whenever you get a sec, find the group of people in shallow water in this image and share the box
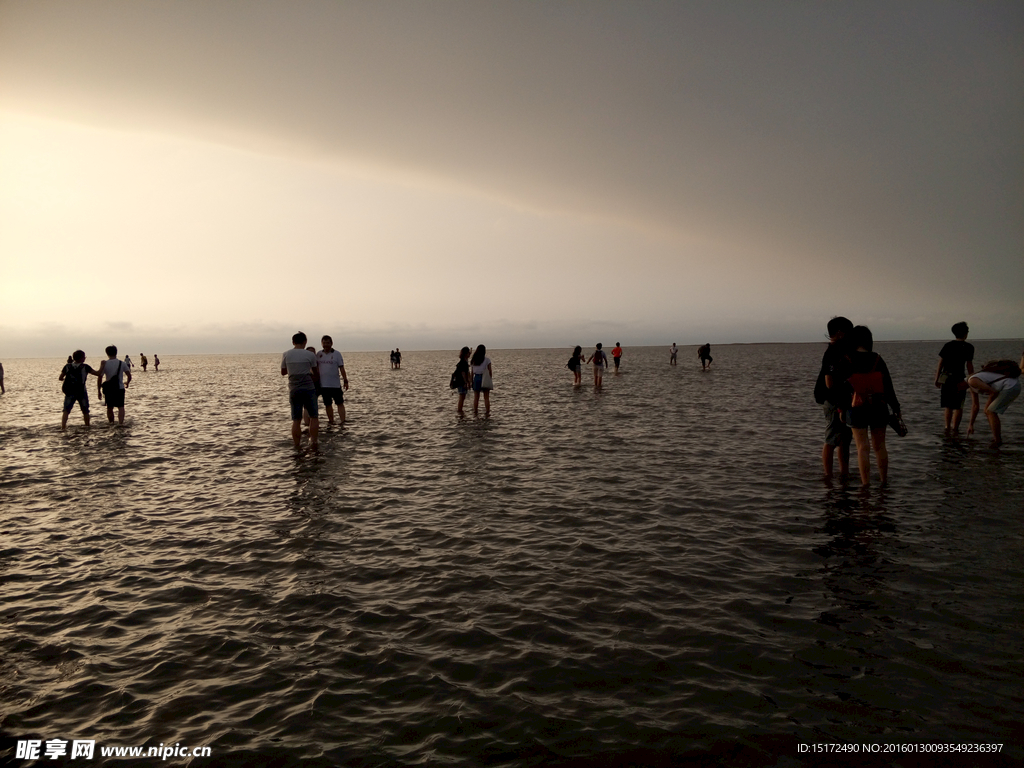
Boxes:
[123,352,159,372]
[668,343,713,369]
[52,327,1020,463]
[58,346,134,429]
[816,317,1022,486]
[57,349,161,429]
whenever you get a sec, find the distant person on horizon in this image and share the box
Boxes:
[98,345,132,425]
[844,325,901,486]
[698,343,713,370]
[394,348,402,369]
[281,332,319,450]
[471,344,493,416]
[567,345,585,386]
[59,350,100,429]
[934,321,974,435]
[454,346,471,415]
[612,343,623,373]
[669,343,678,366]
[967,359,1021,448]
[814,316,853,478]
[317,335,349,425]
[588,343,608,389]
[153,354,160,371]
[140,353,148,372]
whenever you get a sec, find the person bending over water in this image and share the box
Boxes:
[844,325,901,486]
[967,359,1021,447]
[471,345,492,416]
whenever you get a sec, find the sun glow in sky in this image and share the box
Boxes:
[1,1,1021,356]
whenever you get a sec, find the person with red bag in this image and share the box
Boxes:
[845,326,902,486]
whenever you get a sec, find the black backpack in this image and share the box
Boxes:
[61,364,83,396]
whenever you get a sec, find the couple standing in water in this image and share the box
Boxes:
[815,317,903,486]
[454,345,493,416]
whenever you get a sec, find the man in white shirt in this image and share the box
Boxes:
[317,335,350,425]
[281,332,319,449]
[97,344,132,425]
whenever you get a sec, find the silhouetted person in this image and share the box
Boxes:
[98,345,132,425]
[59,350,100,429]
[934,321,974,434]
[281,332,319,449]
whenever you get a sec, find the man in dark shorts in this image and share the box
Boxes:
[934,321,974,434]
[698,343,713,370]
[281,332,319,449]
[59,350,101,429]
[97,345,132,425]
[317,335,350,425]
[814,317,853,478]
[612,343,623,372]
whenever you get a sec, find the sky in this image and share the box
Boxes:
[1,1,1022,357]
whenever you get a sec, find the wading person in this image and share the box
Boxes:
[567,345,584,386]
[814,316,853,478]
[844,325,901,486]
[934,321,974,434]
[97,345,132,425]
[281,332,319,449]
[317,335,350,425]
[453,346,471,415]
[471,344,493,416]
[587,343,608,389]
[698,343,713,370]
[59,350,100,429]
[612,342,623,373]
[968,360,1021,447]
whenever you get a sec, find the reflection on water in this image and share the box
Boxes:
[1,342,1022,765]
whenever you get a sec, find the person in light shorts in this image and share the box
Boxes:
[968,362,1021,447]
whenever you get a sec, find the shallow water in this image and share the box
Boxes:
[1,342,1022,766]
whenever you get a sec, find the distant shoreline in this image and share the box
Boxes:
[4,338,1023,362]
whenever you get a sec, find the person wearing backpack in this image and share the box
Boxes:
[59,350,100,430]
[452,346,472,416]
[967,359,1021,447]
[844,326,901,486]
